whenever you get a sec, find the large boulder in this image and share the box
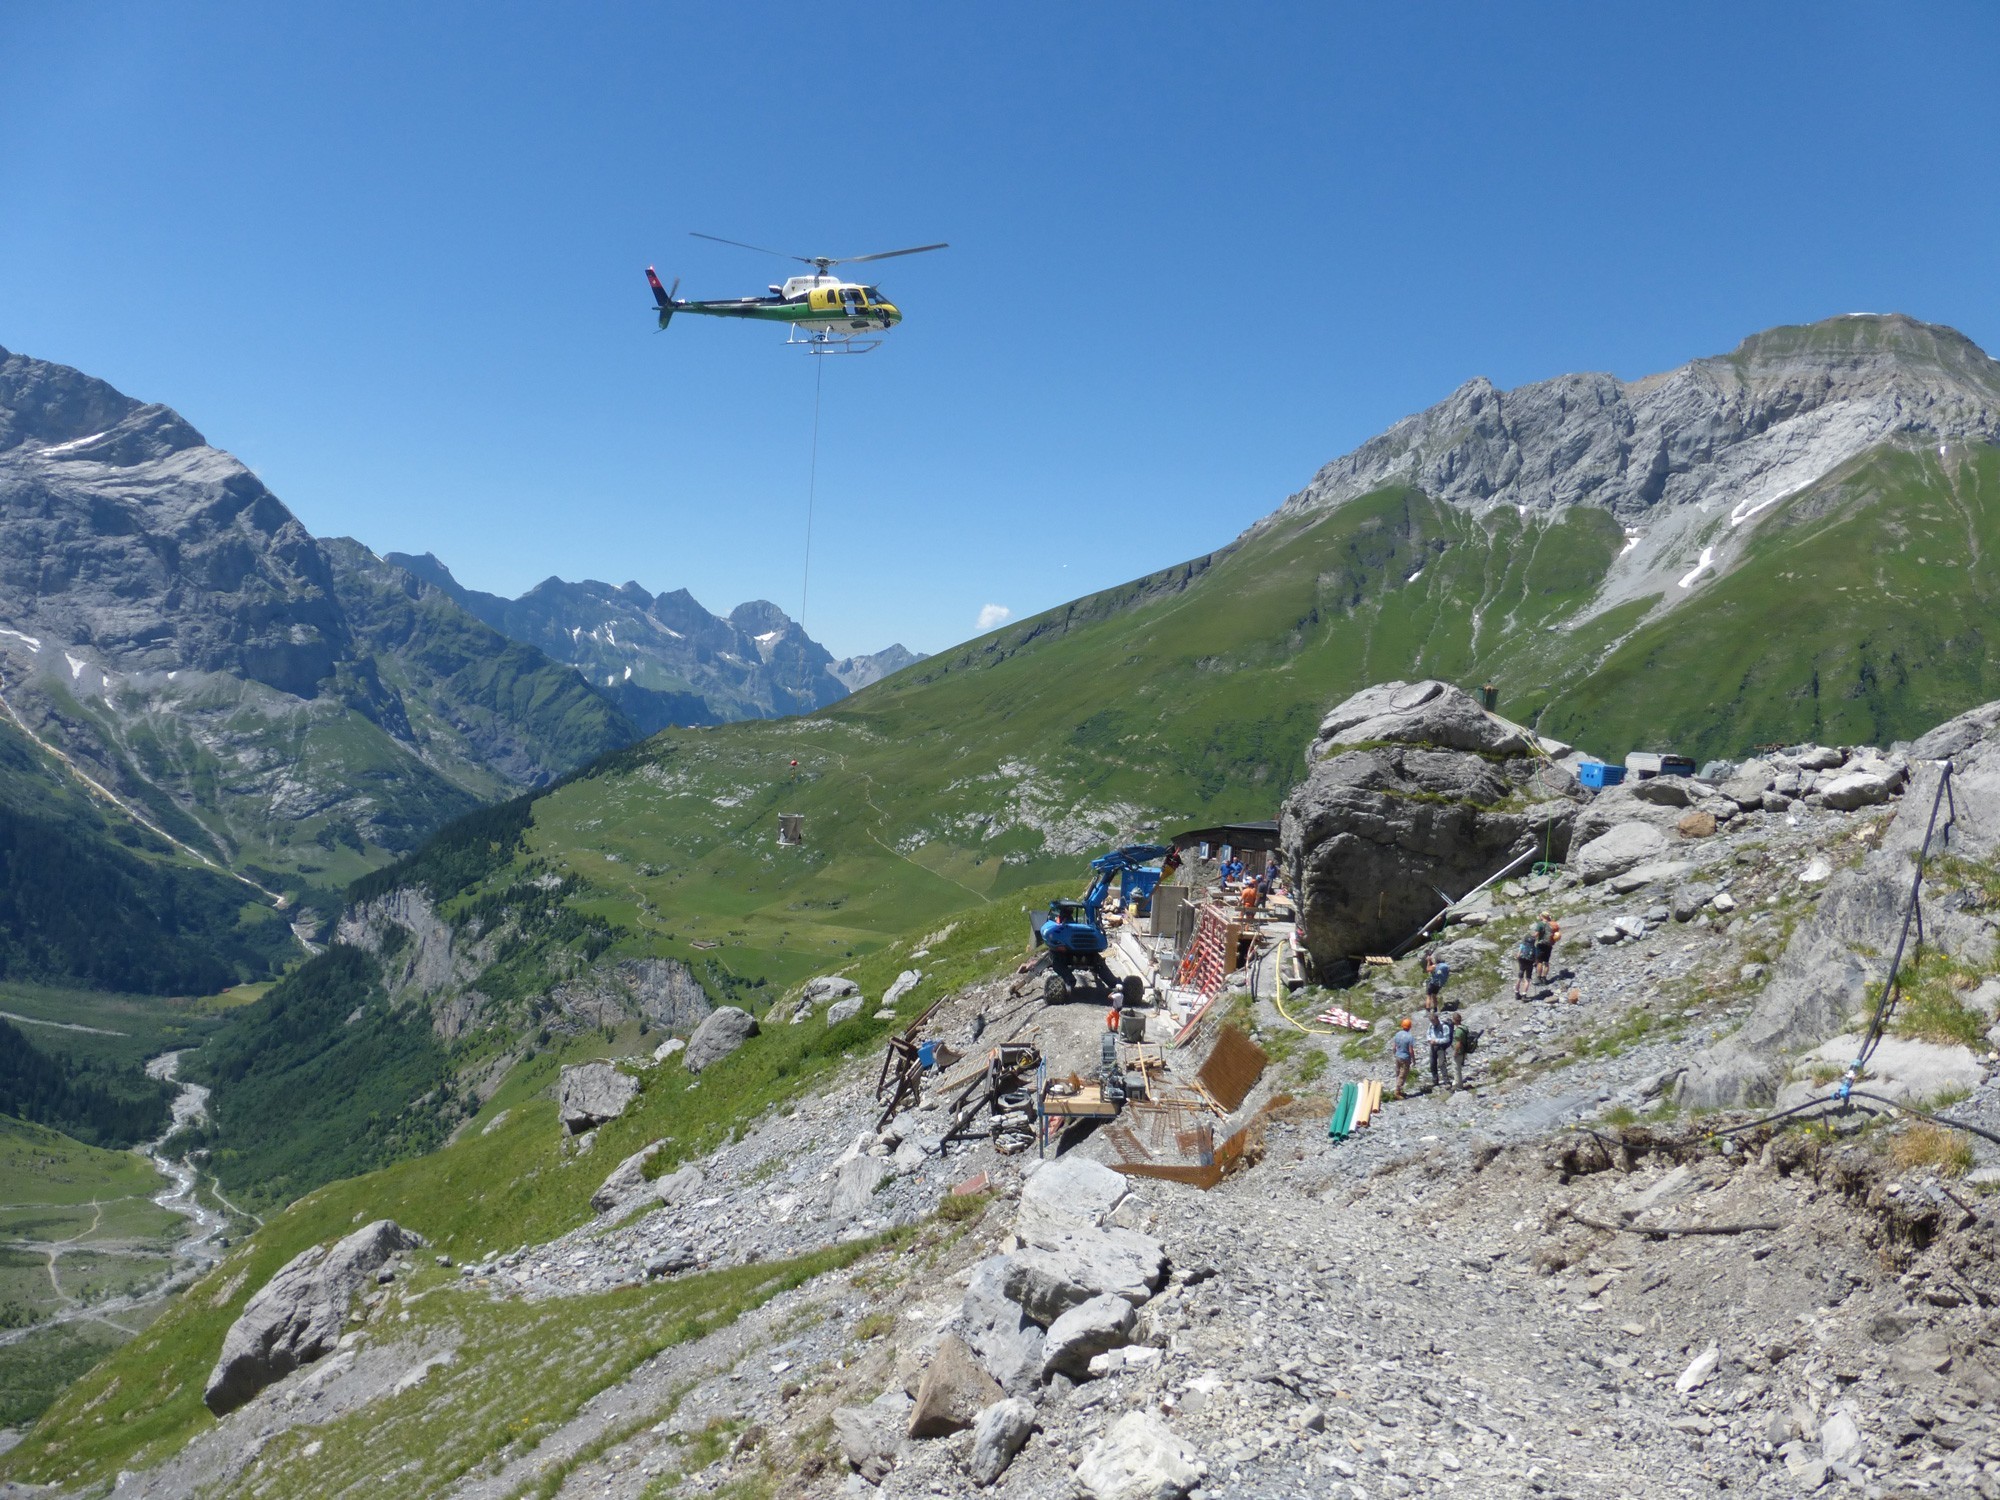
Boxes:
[1017,1156,1128,1241]
[1307,678,1534,756]
[557,1062,639,1133]
[803,975,860,1005]
[1574,823,1671,885]
[1075,1411,1203,1500]
[1041,1292,1137,1380]
[590,1140,664,1213]
[1682,703,1991,1108]
[1819,770,1896,811]
[907,1332,1004,1437]
[1000,1224,1167,1323]
[684,1006,759,1073]
[956,1255,1047,1395]
[1283,681,1575,977]
[204,1220,425,1414]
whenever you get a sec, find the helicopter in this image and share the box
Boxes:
[646,232,947,354]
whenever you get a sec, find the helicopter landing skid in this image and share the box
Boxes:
[789,329,883,355]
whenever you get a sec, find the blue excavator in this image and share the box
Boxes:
[1032,844,1172,1004]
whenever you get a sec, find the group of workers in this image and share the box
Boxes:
[1389,950,1472,1097]
[1512,913,1562,998]
[1218,855,1281,917]
[1384,913,1565,1099]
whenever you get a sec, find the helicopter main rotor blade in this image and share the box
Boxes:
[831,243,950,266]
[688,231,814,265]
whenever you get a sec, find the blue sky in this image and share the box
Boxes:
[4,3,1998,657]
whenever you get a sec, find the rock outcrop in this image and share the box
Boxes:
[204,1220,425,1415]
[1260,317,2000,614]
[1680,713,1987,1107]
[1282,681,1577,977]
[548,958,712,1034]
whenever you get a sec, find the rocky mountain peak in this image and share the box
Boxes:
[1721,312,2000,384]
[0,345,637,870]
[728,599,797,638]
[1267,313,2000,532]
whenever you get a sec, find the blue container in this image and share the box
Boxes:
[918,1040,938,1070]
[1577,760,1626,790]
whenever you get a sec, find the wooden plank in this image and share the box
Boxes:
[1040,1083,1121,1119]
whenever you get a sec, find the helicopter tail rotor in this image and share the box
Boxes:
[645,267,679,330]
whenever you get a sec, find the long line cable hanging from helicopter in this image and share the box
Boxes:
[800,354,824,629]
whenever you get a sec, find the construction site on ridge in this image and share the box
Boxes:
[73,675,2000,1500]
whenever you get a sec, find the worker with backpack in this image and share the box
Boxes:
[1449,1010,1478,1089]
[1534,913,1560,985]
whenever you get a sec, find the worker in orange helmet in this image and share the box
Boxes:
[1391,1017,1415,1100]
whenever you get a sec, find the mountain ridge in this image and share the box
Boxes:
[387,551,926,730]
[0,343,638,886]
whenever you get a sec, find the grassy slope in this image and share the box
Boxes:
[17,438,2000,1483]
[1541,443,2000,757]
[512,488,1624,993]
[176,442,2000,1215]
[0,897,1037,1490]
[525,445,2000,989]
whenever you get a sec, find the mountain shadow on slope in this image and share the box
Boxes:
[0,718,294,994]
[0,1021,172,1148]
[182,945,456,1208]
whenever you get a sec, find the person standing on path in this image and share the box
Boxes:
[1534,913,1559,984]
[1392,1018,1414,1099]
[1448,1009,1469,1090]
[1426,1010,1452,1089]
[1423,951,1450,1007]
[1514,931,1537,999]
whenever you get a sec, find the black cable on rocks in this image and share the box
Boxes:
[1696,759,1962,1146]
[1855,761,1957,1072]
[1848,1090,2000,1151]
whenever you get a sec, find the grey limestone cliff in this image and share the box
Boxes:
[1261,314,2000,619]
[0,345,636,872]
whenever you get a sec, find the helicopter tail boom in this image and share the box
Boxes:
[645,267,679,330]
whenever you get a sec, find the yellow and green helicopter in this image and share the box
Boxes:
[647,232,947,354]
